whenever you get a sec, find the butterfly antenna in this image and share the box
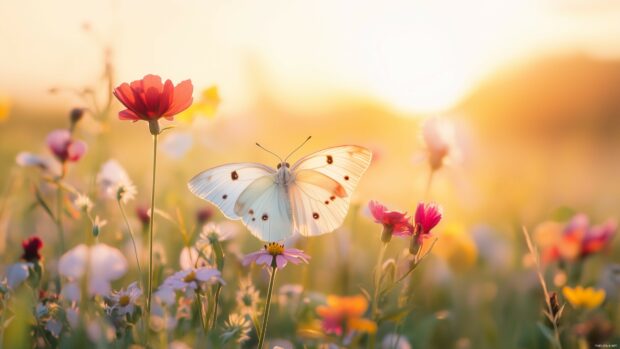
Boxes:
[256,142,283,162]
[284,136,312,161]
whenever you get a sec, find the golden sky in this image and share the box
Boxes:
[1,0,620,114]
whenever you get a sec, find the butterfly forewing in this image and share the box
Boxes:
[290,145,372,236]
[187,163,275,219]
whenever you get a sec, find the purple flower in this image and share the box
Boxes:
[243,243,310,270]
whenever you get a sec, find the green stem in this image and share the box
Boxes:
[146,133,158,340]
[211,284,222,330]
[258,265,278,349]
[117,199,143,287]
[55,183,66,254]
[371,242,388,320]
[196,291,208,333]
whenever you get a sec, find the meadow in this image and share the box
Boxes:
[1,2,620,349]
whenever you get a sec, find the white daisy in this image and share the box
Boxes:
[97,159,137,203]
[106,282,142,316]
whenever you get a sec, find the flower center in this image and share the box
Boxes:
[119,295,130,306]
[183,271,197,283]
[265,242,285,256]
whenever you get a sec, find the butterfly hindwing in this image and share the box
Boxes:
[236,176,293,242]
[187,163,275,219]
[290,145,372,236]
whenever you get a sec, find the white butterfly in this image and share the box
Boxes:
[188,140,372,242]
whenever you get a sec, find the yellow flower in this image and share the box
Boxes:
[562,286,605,309]
[432,223,478,272]
[0,94,11,122]
[177,86,220,122]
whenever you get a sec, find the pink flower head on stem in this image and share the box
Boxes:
[368,200,414,242]
[410,202,442,254]
[46,129,87,163]
[113,74,193,135]
[242,243,310,270]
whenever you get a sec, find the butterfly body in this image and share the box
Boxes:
[188,145,372,242]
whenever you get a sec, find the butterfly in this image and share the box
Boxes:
[188,138,372,242]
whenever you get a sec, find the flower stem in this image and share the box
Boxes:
[210,283,222,330]
[371,242,388,320]
[424,169,435,201]
[258,265,277,349]
[55,184,66,254]
[146,133,158,337]
[117,199,143,287]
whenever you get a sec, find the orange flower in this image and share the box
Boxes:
[316,295,377,336]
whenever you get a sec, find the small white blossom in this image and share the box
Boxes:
[74,193,93,213]
[220,313,251,344]
[106,282,142,316]
[163,267,224,292]
[97,159,137,203]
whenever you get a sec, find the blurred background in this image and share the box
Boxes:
[1,1,620,347]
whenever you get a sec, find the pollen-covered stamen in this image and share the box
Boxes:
[183,271,197,282]
[119,295,131,306]
[265,242,285,256]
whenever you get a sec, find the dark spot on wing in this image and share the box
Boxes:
[324,200,329,205]
[326,155,333,164]
[252,218,256,221]
[330,195,336,201]
[344,175,349,181]
[231,171,239,180]
[262,213,269,221]
[249,209,254,215]
[222,194,228,199]
[313,212,319,219]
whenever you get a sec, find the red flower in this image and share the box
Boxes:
[368,200,413,242]
[21,236,43,262]
[113,74,193,130]
[414,202,443,242]
[46,129,87,163]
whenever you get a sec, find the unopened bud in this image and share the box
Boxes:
[70,108,84,125]
[381,226,393,243]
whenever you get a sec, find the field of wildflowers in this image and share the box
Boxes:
[1,2,620,349]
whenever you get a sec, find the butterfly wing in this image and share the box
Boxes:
[290,145,372,236]
[188,163,275,219]
[235,176,293,242]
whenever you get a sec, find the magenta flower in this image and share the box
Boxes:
[368,200,414,242]
[414,202,443,242]
[243,243,310,270]
[46,129,87,163]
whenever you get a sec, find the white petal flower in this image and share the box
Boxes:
[58,244,128,297]
[97,159,137,203]
[154,285,176,305]
[74,193,93,213]
[5,262,29,289]
[15,152,61,176]
[163,267,223,291]
[198,222,237,245]
[107,282,142,316]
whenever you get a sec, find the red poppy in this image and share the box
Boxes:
[113,75,193,133]
[21,236,43,262]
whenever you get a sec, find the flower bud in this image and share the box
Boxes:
[70,108,84,125]
[381,226,394,243]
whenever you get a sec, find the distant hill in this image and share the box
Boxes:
[457,54,620,139]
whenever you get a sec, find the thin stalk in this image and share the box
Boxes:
[55,183,66,254]
[146,133,159,340]
[371,242,388,320]
[258,265,278,349]
[196,291,208,333]
[424,169,435,201]
[211,284,222,330]
[117,199,143,287]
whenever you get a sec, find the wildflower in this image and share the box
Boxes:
[21,236,43,262]
[243,243,310,269]
[4,263,30,289]
[316,295,377,336]
[58,244,128,298]
[15,152,61,176]
[220,313,252,344]
[368,201,413,242]
[46,129,87,163]
[381,334,412,349]
[422,117,458,171]
[432,223,478,272]
[539,214,616,263]
[92,216,108,237]
[562,286,605,309]
[74,193,93,213]
[199,222,236,245]
[136,205,150,228]
[113,74,193,135]
[196,207,214,225]
[236,277,261,316]
[179,246,211,270]
[177,86,220,122]
[97,160,137,203]
[163,267,224,291]
[106,282,142,316]
[410,202,442,254]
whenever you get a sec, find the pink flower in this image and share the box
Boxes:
[46,129,87,163]
[368,200,414,242]
[113,75,193,134]
[242,243,310,270]
[414,202,443,241]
